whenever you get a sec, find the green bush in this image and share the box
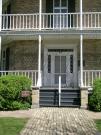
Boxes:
[0,75,32,110]
[89,79,101,112]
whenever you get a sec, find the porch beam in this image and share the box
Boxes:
[80,0,83,87]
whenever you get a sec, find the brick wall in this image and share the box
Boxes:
[3,39,101,71]
[11,0,46,14]
[75,0,101,12]
[10,0,101,14]
[7,40,38,70]
[78,39,101,70]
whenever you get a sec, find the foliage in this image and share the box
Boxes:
[0,117,28,135]
[95,119,101,132]
[89,79,101,112]
[0,75,32,110]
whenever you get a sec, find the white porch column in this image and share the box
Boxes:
[37,35,42,87]
[0,0,2,70]
[80,34,83,87]
[37,0,42,87]
[80,0,83,87]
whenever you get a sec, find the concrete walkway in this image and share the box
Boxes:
[20,108,97,135]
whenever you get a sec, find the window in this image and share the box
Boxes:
[1,49,6,70]
[54,0,68,13]
[48,55,51,73]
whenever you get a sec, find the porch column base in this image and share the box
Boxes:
[80,87,88,109]
[31,88,39,108]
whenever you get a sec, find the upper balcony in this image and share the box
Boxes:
[1,12,101,32]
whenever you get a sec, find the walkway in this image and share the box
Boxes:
[20,108,96,135]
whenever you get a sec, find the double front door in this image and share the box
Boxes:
[44,49,75,87]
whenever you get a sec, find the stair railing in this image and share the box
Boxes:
[59,75,61,107]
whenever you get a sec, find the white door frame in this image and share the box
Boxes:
[52,51,73,86]
[43,44,78,87]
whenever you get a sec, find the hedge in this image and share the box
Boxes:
[0,75,32,110]
[89,79,101,112]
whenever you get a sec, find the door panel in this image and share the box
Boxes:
[55,56,60,73]
[61,56,66,73]
[54,55,67,85]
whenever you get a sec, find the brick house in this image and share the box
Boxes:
[0,0,101,108]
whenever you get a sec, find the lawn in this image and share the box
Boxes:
[0,117,28,135]
[95,119,101,132]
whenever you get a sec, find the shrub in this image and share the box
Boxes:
[0,75,32,110]
[89,79,101,112]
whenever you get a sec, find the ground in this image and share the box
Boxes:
[0,117,28,135]
[20,108,96,135]
[0,108,101,135]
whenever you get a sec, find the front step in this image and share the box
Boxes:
[40,89,58,106]
[39,88,80,107]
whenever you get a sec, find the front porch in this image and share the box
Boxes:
[1,36,101,89]
[0,35,101,108]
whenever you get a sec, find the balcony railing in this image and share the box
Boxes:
[0,70,38,87]
[1,12,101,31]
[83,70,101,87]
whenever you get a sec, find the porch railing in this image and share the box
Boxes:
[1,12,101,31]
[0,70,38,87]
[83,70,101,87]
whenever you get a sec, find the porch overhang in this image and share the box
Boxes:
[0,30,101,36]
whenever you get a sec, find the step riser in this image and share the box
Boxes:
[40,89,80,107]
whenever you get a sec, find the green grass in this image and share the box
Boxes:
[95,119,101,132]
[0,117,28,135]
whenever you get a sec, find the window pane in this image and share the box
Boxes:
[61,9,67,13]
[54,0,60,7]
[61,0,67,7]
[61,56,66,73]
[55,56,60,73]
[54,9,60,13]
